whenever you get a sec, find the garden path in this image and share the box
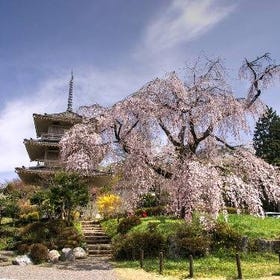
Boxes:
[0,256,117,280]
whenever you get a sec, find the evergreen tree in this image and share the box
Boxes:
[253,106,280,166]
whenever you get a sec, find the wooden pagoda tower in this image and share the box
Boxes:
[15,74,82,184]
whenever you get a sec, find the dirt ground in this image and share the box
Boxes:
[115,268,280,280]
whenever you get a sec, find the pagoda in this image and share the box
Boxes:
[15,74,82,185]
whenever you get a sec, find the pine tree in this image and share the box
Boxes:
[253,106,280,166]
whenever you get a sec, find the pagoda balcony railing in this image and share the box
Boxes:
[36,159,65,168]
[40,133,64,141]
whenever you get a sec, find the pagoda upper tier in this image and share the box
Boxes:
[16,111,82,184]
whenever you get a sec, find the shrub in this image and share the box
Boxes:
[117,216,141,234]
[20,211,40,222]
[138,192,159,208]
[30,243,48,264]
[18,220,83,249]
[210,221,242,250]
[16,243,31,254]
[168,218,211,258]
[97,194,122,218]
[113,231,165,260]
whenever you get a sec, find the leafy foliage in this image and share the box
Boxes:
[30,243,49,264]
[253,106,280,166]
[113,231,165,260]
[47,172,89,224]
[96,193,122,218]
[210,221,242,250]
[117,216,141,234]
[18,220,83,249]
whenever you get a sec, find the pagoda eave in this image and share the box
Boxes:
[24,139,59,161]
[15,167,57,185]
[33,112,82,137]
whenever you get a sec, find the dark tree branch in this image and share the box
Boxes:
[197,124,214,143]
[158,119,181,147]
[211,134,235,150]
[244,55,280,108]
[124,120,139,138]
[144,158,173,179]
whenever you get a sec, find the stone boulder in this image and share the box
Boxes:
[61,248,75,261]
[12,255,33,266]
[73,247,87,259]
[48,250,60,263]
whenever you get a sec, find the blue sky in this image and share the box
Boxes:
[0,0,280,183]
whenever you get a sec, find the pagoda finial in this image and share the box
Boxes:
[67,71,74,112]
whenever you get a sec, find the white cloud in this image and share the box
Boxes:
[137,0,235,55]
[0,67,148,176]
[0,77,68,173]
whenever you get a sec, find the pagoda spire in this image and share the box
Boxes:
[67,71,74,112]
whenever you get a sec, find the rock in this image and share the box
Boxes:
[73,247,87,259]
[61,248,75,261]
[12,255,33,266]
[48,250,60,263]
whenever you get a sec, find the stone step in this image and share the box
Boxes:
[88,254,112,258]
[88,249,112,255]
[85,235,109,240]
[87,244,112,250]
[84,237,111,244]
[81,221,100,225]
[82,225,102,228]
[83,231,107,237]
[81,221,112,258]
[83,228,103,231]
[84,231,107,235]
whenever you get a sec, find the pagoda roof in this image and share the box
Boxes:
[33,111,82,137]
[15,166,56,185]
[24,139,59,161]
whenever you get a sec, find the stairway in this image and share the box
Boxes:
[81,221,112,258]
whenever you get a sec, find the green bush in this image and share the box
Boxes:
[117,216,141,234]
[16,243,31,254]
[20,211,40,222]
[168,218,211,258]
[113,231,165,260]
[30,243,48,264]
[138,192,159,208]
[18,220,83,249]
[210,221,242,250]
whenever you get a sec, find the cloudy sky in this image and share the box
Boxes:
[0,0,280,183]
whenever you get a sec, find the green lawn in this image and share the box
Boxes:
[222,214,280,239]
[102,214,280,240]
[115,252,280,279]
